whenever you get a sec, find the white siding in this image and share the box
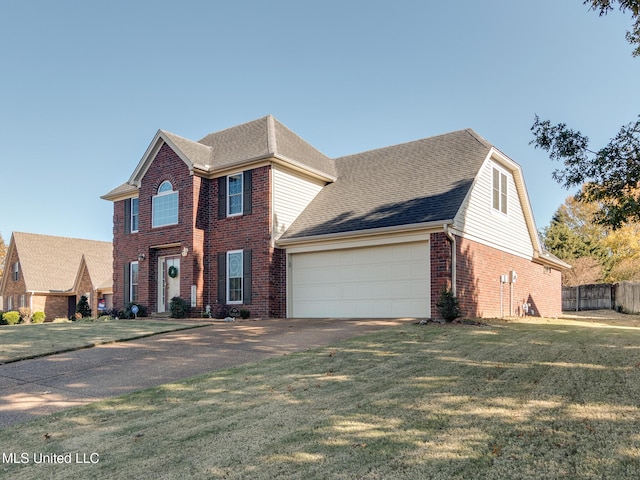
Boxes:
[272,166,326,241]
[454,158,534,258]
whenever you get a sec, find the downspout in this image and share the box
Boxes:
[443,224,456,296]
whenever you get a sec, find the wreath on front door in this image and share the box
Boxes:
[168,265,178,278]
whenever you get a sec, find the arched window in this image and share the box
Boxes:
[152,181,178,227]
[158,181,173,193]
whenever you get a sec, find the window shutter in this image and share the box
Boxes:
[217,253,226,303]
[243,249,252,305]
[124,199,131,233]
[218,177,227,219]
[124,264,131,305]
[243,170,252,215]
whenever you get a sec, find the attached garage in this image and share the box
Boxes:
[288,241,430,318]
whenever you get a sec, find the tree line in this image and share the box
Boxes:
[534,1,640,286]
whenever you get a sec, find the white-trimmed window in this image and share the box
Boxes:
[131,197,139,232]
[6,295,13,311]
[227,250,243,303]
[227,174,243,216]
[152,181,179,227]
[492,167,508,215]
[130,261,139,303]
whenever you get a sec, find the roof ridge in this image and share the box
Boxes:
[270,117,333,160]
[462,128,493,148]
[197,115,272,143]
[266,114,277,155]
[334,128,486,161]
[13,231,111,244]
[159,129,193,143]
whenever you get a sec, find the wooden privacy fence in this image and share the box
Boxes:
[562,282,640,314]
[615,282,640,314]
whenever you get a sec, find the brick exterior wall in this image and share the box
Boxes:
[430,233,453,317]
[111,144,286,318]
[1,246,26,312]
[31,295,69,320]
[113,143,201,313]
[430,233,562,319]
[208,165,285,318]
[1,245,75,320]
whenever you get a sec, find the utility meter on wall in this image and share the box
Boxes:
[510,270,518,284]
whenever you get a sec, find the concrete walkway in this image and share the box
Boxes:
[0,318,414,428]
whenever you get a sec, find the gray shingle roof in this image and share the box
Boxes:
[12,232,113,293]
[101,182,138,200]
[103,116,337,201]
[163,130,212,169]
[197,115,336,178]
[280,129,492,240]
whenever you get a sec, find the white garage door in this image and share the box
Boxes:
[290,241,430,318]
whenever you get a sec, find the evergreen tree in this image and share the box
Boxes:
[76,295,92,318]
[542,192,640,283]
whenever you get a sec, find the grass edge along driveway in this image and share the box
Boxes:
[1,318,639,479]
[0,319,210,364]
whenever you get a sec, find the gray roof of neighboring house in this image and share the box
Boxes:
[279,129,492,240]
[10,232,113,293]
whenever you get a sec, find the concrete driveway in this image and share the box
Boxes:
[0,317,414,428]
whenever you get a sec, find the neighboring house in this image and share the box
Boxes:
[101,115,568,319]
[0,232,113,320]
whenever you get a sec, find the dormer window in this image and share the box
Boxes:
[152,180,179,227]
[492,167,508,215]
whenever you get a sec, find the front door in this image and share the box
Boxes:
[158,256,180,313]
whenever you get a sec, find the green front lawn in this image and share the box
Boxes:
[1,318,639,479]
[0,318,208,364]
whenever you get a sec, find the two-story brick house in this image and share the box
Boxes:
[102,115,568,319]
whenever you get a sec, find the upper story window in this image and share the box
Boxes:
[131,197,139,232]
[227,174,243,216]
[492,167,508,215]
[13,262,19,281]
[152,181,178,227]
[218,171,252,219]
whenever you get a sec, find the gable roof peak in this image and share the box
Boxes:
[6,232,112,293]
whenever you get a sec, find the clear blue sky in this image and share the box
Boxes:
[1,0,639,243]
